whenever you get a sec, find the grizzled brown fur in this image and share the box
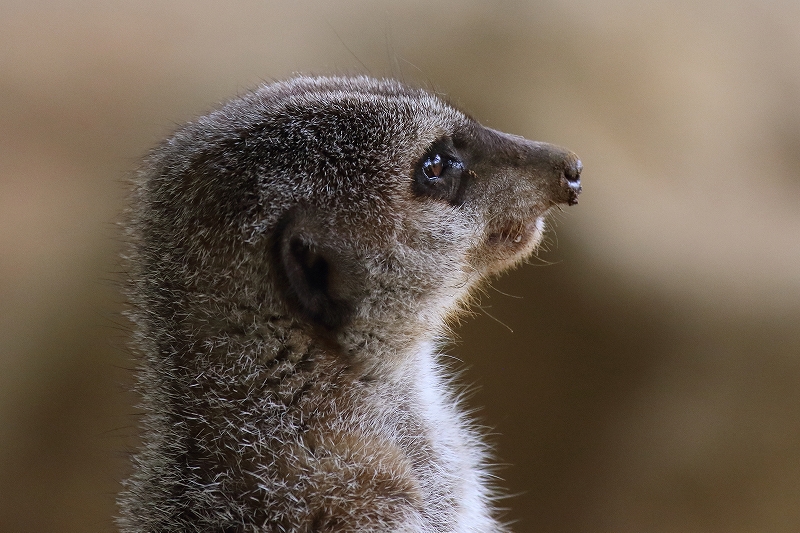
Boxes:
[119,76,581,532]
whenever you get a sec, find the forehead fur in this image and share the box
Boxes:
[140,76,471,242]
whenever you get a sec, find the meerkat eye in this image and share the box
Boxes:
[422,154,444,181]
[413,140,467,205]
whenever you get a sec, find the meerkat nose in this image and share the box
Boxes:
[563,154,583,205]
[565,157,582,184]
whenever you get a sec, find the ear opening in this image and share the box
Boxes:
[276,222,352,331]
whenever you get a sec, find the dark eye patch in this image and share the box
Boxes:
[413,137,467,205]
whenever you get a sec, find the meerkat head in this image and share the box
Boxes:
[136,75,581,346]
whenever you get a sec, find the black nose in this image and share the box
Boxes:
[563,156,582,206]
[565,158,582,185]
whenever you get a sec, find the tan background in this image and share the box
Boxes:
[2,1,799,531]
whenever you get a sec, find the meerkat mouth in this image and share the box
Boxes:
[485,215,547,252]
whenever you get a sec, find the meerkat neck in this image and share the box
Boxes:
[147,296,440,387]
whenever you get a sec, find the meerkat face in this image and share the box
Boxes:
[407,123,582,276]
[141,76,580,337]
[256,77,581,334]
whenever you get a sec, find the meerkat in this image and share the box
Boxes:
[118,75,581,532]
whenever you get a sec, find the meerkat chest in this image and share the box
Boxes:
[369,343,494,528]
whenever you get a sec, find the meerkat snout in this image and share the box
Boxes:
[433,126,581,277]
[119,75,582,532]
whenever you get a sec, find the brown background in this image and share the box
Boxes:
[2,1,799,532]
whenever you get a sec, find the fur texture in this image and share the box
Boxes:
[119,75,581,532]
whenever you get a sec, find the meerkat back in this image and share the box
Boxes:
[119,75,581,532]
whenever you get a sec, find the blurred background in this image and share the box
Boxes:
[1,1,799,531]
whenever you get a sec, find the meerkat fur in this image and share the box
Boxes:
[119,75,582,532]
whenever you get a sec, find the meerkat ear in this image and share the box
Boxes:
[277,229,352,331]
